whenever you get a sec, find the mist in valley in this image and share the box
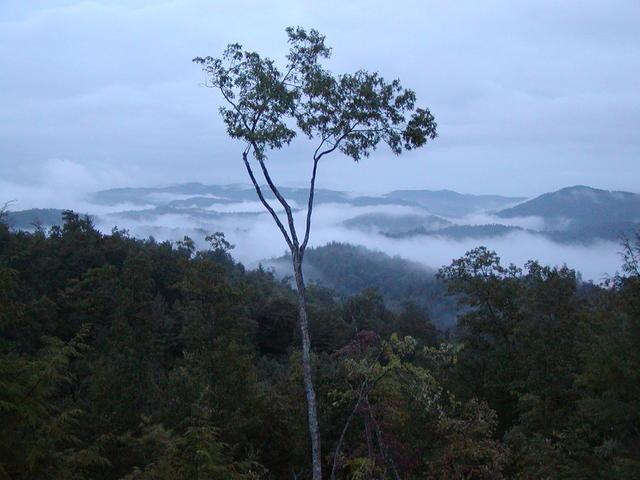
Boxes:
[93,194,624,284]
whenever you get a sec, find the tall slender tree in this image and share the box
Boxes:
[194,27,437,479]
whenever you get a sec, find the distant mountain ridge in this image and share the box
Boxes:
[89,182,525,217]
[5,184,639,245]
[385,189,526,217]
[3,208,67,230]
[343,213,452,235]
[496,185,640,228]
[89,183,351,207]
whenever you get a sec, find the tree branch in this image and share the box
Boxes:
[300,125,359,255]
[252,144,300,249]
[299,156,319,256]
[367,397,402,480]
[213,82,243,118]
[330,349,388,480]
[314,123,360,162]
[330,378,369,480]
[242,148,293,251]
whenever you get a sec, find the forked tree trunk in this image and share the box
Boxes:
[292,250,322,480]
[240,151,322,479]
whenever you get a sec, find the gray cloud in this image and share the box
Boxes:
[1,0,639,198]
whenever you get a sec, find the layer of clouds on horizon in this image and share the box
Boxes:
[93,200,623,284]
[1,0,639,206]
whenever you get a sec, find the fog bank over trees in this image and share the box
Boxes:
[4,182,633,283]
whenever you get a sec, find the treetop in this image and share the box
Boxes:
[193,26,437,163]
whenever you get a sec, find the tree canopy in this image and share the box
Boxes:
[1,212,639,478]
[194,26,436,163]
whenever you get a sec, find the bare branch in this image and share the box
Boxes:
[300,156,319,256]
[330,350,388,480]
[298,138,332,255]
[281,64,298,85]
[367,397,402,480]
[214,83,243,117]
[241,99,301,250]
[314,123,360,162]
[312,136,328,160]
[330,379,369,480]
[301,126,359,255]
[242,149,294,251]
[253,144,300,249]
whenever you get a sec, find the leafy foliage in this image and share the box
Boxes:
[193,27,436,163]
[1,212,638,478]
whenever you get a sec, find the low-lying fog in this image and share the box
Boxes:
[3,182,624,283]
[103,203,620,283]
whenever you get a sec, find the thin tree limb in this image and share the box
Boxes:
[330,379,369,480]
[330,348,389,480]
[242,148,293,251]
[299,156,319,257]
[253,148,300,249]
[300,126,358,255]
[367,397,402,480]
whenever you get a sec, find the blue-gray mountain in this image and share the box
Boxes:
[88,182,523,216]
[5,184,639,244]
[496,185,640,227]
[385,189,527,217]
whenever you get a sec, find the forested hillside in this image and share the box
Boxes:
[1,211,638,479]
[268,242,457,327]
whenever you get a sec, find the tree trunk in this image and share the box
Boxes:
[292,251,322,480]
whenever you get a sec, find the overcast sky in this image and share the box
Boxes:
[1,0,639,203]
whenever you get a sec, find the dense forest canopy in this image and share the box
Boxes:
[0,211,638,479]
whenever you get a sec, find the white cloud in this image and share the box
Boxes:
[88,200,626,283]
